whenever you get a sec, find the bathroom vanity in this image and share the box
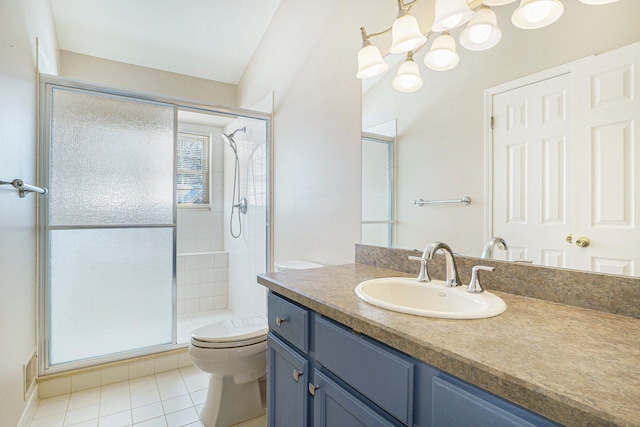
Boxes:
[258,252,640,427]
[266,291,557,426]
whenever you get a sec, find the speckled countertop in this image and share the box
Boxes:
[258,263,640,427]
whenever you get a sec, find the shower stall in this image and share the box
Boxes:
[38,76,272,375]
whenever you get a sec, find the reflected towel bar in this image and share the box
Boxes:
[0,179,48,198]
[414,197,471,206]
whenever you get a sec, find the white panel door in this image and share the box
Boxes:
[571,42,640,275]
[492,74,572,266]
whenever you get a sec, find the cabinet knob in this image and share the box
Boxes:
[575,237,591,247]
[293,369,303,383]
[308,383,320,396]
[275,316,287,327]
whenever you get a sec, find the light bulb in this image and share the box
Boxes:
[523,0,552,23]
[440,13,464,29]
[431,49,457,67]
[512,0,564,30]
[469,24,492,44]
[392,55,423,92]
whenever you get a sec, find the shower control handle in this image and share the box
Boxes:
[275,316,287,327]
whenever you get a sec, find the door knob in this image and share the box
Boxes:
[575,237,590,247]
[565,234,572,243]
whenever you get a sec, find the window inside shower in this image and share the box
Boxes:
[39,77,272,375]
[177,131,211,206]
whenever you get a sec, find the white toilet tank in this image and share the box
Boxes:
[274,260,324,272]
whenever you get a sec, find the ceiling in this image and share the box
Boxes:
[50,0,282,85]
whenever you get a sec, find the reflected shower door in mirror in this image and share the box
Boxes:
[361,1,640,277]
[362,120,396,247]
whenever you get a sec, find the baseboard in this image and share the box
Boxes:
[17,383,38,427]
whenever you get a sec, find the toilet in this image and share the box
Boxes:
[189,316,268,427]
[274,260,325,271]
[189,260,323,427]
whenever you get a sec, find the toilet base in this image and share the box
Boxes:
[200,374,265,427]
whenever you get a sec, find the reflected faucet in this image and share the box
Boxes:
[482,237,508,259]
[424,242,461,287]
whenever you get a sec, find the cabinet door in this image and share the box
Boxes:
[268,333,309,427]
[431,374,558,427]
[313,370,400,427]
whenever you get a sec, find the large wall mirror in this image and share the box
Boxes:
[361,0,640,277]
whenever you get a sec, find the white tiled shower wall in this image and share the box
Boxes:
[176,125,229,314]
[176,252,228,314]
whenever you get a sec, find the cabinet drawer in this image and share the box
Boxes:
[314,316,414,425]
[268,292,309,353]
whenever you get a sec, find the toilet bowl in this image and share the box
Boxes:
[189,316,268,427]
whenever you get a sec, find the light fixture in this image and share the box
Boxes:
[432,0,475,32]
[392,52,423,92]
[578,0,619,4]
[482,0,517,5]
[390,6,427,53]
[459,6,502,51]
[358,0,616,93]
[512,0,564,29]
[424,32,460,71]
[356,28,389,79]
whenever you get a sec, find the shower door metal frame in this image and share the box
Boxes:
[38,74,273,375]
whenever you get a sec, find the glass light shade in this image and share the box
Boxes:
[482,0,517,5]
[432,0,476,32]
[512,0,564,29]
[392,58,423,92]
[424,33,460,71]
[578,0,618,3]
[356,43,389,79]
[459,6,502,51]
[390,13,427,53]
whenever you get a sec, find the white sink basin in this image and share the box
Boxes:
[355,277,506,319]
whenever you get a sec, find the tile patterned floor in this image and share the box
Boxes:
[28,366,266,427]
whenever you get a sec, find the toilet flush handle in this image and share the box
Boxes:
[275,316,287,327]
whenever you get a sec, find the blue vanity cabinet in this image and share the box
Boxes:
[267,292,559,427]
[312,369,402,427]
[267,333,309,427]
[267,292,312,427]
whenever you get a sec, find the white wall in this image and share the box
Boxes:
[362,0,640,256]
[59,50,237,107]
[0,1,59,425]
[238,0,366,267]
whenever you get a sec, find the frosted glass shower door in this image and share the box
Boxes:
[43,85,176,370]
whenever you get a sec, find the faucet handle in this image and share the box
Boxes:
[467,265,495,293]
[408,256,430,282]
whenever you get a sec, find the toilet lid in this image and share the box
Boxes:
[274,260,324,270]
[190,316,268,349]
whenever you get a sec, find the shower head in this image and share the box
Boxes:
[221,127,246,152]
[229,127,246,138]
[221,133,236,150]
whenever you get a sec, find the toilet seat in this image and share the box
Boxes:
[190,316,268,349]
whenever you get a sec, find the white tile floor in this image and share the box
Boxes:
[29,366,266,427]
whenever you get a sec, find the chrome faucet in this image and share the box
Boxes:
[482,237,508,259]
[408,253,430,282]
[424,241,460,287]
